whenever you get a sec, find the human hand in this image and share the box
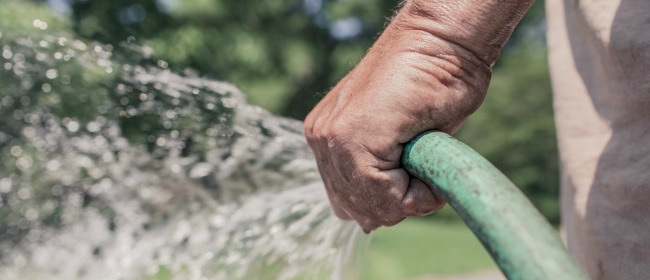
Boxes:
[304,0,532,232]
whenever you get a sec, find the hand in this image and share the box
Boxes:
[304,7,494,232]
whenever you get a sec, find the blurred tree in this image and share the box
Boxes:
[52,0,545,118]
[68,0,174,43]
[57,0,395,118]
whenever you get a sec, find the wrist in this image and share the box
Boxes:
[393,0,535,67]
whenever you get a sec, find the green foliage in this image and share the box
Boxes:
[59,0,548,118]
[0,0,70,34]
[364,217,497,279]
[69,0,174,42]
[63,0,398,118]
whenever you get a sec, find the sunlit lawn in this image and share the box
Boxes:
[362,213,498,280]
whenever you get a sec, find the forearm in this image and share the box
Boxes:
[393,0,535,67]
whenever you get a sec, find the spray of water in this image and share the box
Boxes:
[0,6,371,280]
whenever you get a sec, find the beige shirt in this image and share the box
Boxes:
[546,0,650,279]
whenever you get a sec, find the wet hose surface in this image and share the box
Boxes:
[402,131,587,280]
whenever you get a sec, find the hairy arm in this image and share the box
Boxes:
[304,0,534,232]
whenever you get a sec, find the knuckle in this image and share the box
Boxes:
[303,121,314,139]
[327,119,354,141]
[402,197,417,209]
[381,217,405,227]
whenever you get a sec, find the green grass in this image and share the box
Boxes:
[362,215,497,280]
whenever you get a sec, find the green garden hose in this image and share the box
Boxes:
[402,131,587,280]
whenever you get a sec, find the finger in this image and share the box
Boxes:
[369,168,410,224]
[401,177,446,216]
[317,162,354,221]
[330,202,382,233]
[329,170,407,231]
[381,168,410,199]
[356,215,382,234]
[381,216,406,227]
[311,142,353,221]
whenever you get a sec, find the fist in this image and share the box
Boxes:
[304,10,491,232]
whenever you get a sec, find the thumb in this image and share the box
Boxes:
[401,177,446,216]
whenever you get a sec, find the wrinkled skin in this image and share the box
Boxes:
[304,7,493,233]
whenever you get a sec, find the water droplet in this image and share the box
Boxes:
[157,60,168,69]
[165,110,176,119]
[46,160,61,171]
[36,53,48,61]
[17,187,32,200]
[1,96,13,106]
[120,97,129,105]
[45,69,58,79]
[13,109,25,120]
[20,96,30,106]
[53,52,62,59]
[12,64,25,75]
[32,19,43,28]
[65,120,79,132]
[39,40,50,48]
[86,122,100,132]
[13,53,25,63]
[22,127,35,138]
[41,83,52,92]
[74,40,87,51]
[124,177,135,187]
[10,146,23,157]
[25,208,39,221]
[3,62,11,70]
[0,178,12,193]
[32,19,48,30]
[189,163,212,178]
[2,49,12,59]
[51,185,63,196]
[16,156,33,170]
[156,137,166,147]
